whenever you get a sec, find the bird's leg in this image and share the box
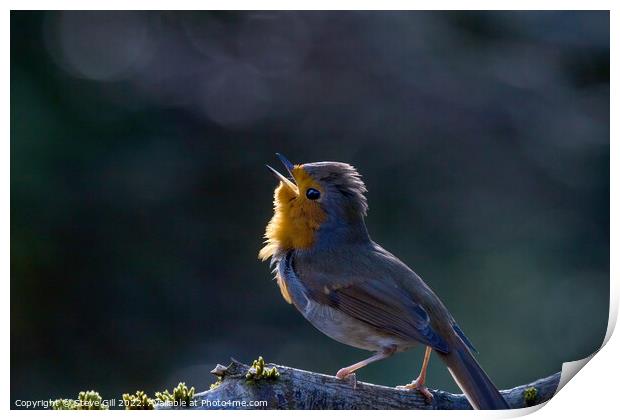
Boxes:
[336,347,396,388]
[397,346,434,401]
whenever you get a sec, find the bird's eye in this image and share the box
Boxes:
[306,188,321,200]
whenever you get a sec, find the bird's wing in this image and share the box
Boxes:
[295,254,450,353]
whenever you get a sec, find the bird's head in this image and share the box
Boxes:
[259,153,369,261]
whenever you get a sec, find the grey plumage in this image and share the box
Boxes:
[263,158,509,410]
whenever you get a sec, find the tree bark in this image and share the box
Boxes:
[168,359,560,410]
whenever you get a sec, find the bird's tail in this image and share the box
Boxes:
[437,341,509,410]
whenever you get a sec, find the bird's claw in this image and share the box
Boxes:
[396,381,433,402]
[336,369,357,390]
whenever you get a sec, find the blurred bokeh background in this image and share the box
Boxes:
[11,11,609,407]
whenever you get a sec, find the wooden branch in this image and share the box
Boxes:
[165,359,560,410]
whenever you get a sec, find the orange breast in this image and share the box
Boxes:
[259,165,327,261]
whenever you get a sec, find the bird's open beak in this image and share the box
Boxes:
[266,153,297,191]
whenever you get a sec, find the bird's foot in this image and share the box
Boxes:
[396,380,433,402]
[336,369,357,390]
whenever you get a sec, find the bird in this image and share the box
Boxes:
[258,153,509,410]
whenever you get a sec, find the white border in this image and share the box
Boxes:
[4,3,616,419]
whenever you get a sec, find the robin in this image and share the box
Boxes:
[259,154,509,410]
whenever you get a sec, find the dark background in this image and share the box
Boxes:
[11,11,609,406]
